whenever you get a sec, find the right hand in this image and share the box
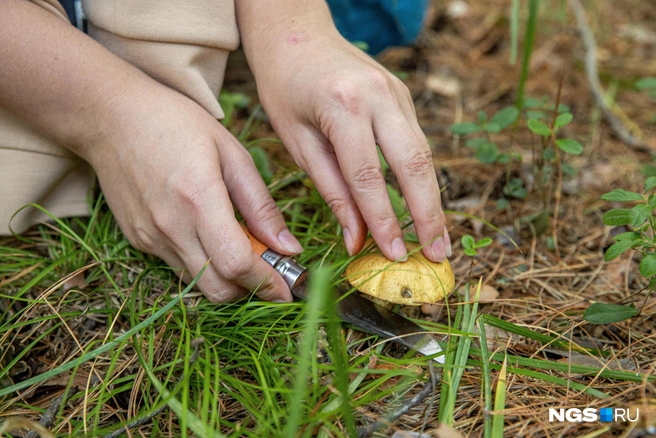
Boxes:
[84,83,302,302]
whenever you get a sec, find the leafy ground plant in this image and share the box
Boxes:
[588,178,656,323]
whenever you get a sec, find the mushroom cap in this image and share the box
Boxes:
[345,243,455,306]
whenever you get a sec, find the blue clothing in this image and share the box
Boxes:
[326,0,429,54]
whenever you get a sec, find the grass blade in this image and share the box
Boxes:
[515,0,539,114]
[491,356,507,438]
[285,267,331,436]
[478,319,492,438]
[510,0,519,64]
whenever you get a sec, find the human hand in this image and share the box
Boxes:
[84,83,303,302]
[245,27,450,262]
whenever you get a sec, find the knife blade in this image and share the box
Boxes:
[242,226,445,364]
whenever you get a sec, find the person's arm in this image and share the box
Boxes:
[235,0,451,263]
[0,0,302,302]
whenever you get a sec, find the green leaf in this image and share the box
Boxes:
[613,231,642,243]
[557,103,571,113]
[556,138,584,155]
[604,240,637,261]
[542,149,556,161]
[602,209,631,226]
[503,178,527,199]
[496,198,510,209]
[387,185,405,218]
[496,153,510,164]
[461,235,476,250]
[484,122,502,134]
[630,203,653,227]
[583,303,638,324]
[643,165,656,177]
[490,107,519,129]
[524,97,543,108]
[649,194,656,209]
[525,110,546,120]
[645,177,656,192]
[475,238,493,248]
[562,163,577,176]
[476,142,499,164]
[451,122,481,135]
[377,146,390,175]
[637,77,656,90]
[554,112,573,129]
[466,137,488,148]
[600,189,644,202]
[477,111,488,123]
[249,147,273,184]
[640,254,656,278]
[527,119,551,136]
[464,248,477,257]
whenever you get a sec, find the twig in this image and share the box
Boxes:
[103,337,205,438]
[356,362,438,438]
[25,386,80,438]
[568,0,651,151]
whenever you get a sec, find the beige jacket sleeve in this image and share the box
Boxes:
[0,0,238,235]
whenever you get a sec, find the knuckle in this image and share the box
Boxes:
[131,221,157,252]
[205,289,238,303]
[326,79,362,115]
[252,197,282,224]
[324,193,351,217]
[367,70,392,97]
[351,162,384,191]
[218,254,254,283]
[403,150,434,177]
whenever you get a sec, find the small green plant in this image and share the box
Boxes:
[450,96,582,211]
[461,235,493,257]
[587,178,656,323]
[450,106,520,165]
[636,76,656,123]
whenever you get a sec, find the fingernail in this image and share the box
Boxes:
[278,229,303,254]
[430,237,446,262]
[344,228,355,256]
[391,237,408,262]
[273,299,288,303]
[444,226,452,258]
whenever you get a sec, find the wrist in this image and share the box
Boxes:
[235,0,340,74]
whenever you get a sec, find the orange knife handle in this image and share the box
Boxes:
[239,223,268,256]
[240,223,307,291]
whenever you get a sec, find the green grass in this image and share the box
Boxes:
[1,181,654,436]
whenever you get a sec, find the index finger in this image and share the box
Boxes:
[327,117,409,262]
[374,111,449,262]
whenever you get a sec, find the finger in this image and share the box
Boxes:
[193,176,292,302]
[289,127,367,255]
[220,140,303,256]
[373,110,448,262]
[327,118,407,261]
[178,243,250,303]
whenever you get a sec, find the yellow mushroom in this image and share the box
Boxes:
[345,243,455,306]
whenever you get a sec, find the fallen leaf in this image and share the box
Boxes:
[435,422,466,438]
[426,74,461,97]
[63,271,87,292]
[477,284,500,302]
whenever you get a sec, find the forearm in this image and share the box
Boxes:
[0,0,156,159]
[234,0,341,75]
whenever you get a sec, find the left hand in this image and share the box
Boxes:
[243,25,450,262]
